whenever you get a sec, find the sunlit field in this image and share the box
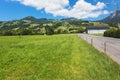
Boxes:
[0,34,120,80]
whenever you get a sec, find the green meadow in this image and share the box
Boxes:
[0,34,120,80]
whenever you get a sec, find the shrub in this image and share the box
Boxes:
[16,28,32,35]
[55,27,68,34]
[45,25,54,35]
[115,29,120,38]
[69,27,85,33]
[104,28,120,38]
[2,30,14,36]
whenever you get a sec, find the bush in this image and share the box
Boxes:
[69,30,79,33]
[45,25,54,35]
[21,29,32,35]
[115,29,120,38]
[55,27,68,34]
[0,31,2,36]
[16,28,32,35]
[69,27,85,33]
[104,28,120,38]
[2,30,14,36]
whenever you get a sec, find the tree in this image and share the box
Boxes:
[2,30,13,36]
[55,27,68,34]
[69,27,85,33]
[45,25,54,35]
[16,28,32,35]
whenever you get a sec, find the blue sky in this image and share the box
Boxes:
[0,0,119,21]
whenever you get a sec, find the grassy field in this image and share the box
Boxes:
[0,34,120,80]
[92,34,103,36]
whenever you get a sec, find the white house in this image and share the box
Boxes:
[86,26,109,34]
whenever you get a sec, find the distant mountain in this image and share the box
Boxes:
[22,16,37,20]
[99,10,120,27]
[61,17,89,25]
[21,16,52,24]
[22,16,48,22]
[61,17,80,21]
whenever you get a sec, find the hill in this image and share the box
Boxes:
[0,16,111,35]
[0,16,55,30]
[0,17,90,35]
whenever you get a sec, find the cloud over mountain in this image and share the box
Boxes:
[10,0,109,19]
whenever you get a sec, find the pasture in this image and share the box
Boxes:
[0,34,120,80]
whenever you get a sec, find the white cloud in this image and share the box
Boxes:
[65,0,108,18]
[10,0,109,19]
[96,2,106,9]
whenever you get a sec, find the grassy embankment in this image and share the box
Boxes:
[92,34,103,36]
[0,34,120,80]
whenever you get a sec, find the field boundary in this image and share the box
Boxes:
[78,34,120,65]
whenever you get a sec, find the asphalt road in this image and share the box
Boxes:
[78,34,120,65]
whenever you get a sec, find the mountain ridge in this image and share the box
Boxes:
[99,10,120,27]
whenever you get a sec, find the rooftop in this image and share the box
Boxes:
[86,26,109,29]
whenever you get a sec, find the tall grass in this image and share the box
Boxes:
[0,34,120,80]
[92,34,103,36]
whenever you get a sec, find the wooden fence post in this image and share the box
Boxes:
[104,41,107,53]
[91,38,93,46]
[86,37,87,41]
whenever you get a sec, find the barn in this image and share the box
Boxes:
[86,26,109,34]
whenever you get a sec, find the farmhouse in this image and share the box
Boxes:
[86,26,109,34]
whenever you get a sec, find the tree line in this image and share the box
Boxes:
[0,25,86,36]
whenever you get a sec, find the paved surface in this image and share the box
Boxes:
[78,34,120,65]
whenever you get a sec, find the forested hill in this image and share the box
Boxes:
[0,16,109,35]
[0,16,90,30]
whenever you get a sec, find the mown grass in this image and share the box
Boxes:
[91,34,103,36]
[0,34,120,80]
